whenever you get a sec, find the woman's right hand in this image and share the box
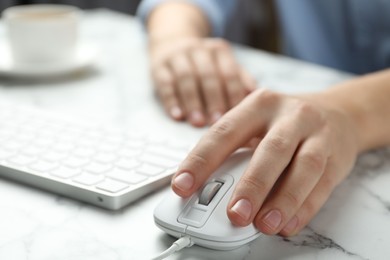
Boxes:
[149,37,257,127]
[170,88,360,236]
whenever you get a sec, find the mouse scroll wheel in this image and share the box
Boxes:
[199,181,223,206]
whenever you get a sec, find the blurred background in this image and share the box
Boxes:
[0,0,141,15]
[0,0,280,53]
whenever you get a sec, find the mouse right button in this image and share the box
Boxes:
[199,181,223,206]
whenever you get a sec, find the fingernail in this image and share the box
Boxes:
[262,210,282,231]
[282,216,298,234]
[170,106,183,119]
[189,111,205,125]
[231,199,252,222]
[173,172,194,191]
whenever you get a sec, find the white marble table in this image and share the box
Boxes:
[0,9,389,260]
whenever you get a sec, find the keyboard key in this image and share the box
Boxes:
[30,160,58,172]
[83,131,104,141]
[33,137,54,148]
[97,143,120,152]
[43,122,65,134]
[63,156,89,168]
[93,152,117,163]
[2,140,24,151]
[57,133,80,143]
[96,179,129,193]
[7,154,36,166]
[37,130,57,140]
[84,161,112,174]
[0,149,16,160]
[107,168,147,184]
[104,135,123,144]
[0,127,16,138]
[73,172,104,186]
[118,148,141,158]
[40,151,67,162]
[125,131,146,140]
[114,158,140,170]
[15,132,35,143]
[138,153,178,168]
[51,166,81,179]
[146,135,166,144]
[136,164,165,177]
[62,126,84,137]
[73,147,95,157]
[124,139,144,149]
[52,142,74,152]
[145,145,187,160]
[166,139,190,149]
[21,145,46,156]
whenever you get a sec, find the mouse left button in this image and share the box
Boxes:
[199,181,223,206]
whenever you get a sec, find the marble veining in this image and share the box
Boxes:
[0,9,389,260]
[283,227,369,260]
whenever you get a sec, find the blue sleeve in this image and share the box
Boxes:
[136,0,237,36]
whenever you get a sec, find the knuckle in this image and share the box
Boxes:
[263,134,291,154]
[320,175,336,191]
[281,189,302,209]
[204,100,223,115]
[203,90,224,109]
[299,151,326,173]
[210,118,236,139]
[185,38,201,48]
[150,49,170,66]
[210,38,230,50]
[175,68,193,81]
[296,101,316,115]
[163,94,177,107]
[177,77,197,93]
[252,89,280,108]
[206,78,222,90]
[184,153,210,172]
[302,200,317,218]
[156,85,173,100]
[176,38,200,51]
[170,57,193,80]
[294,101,325,125]
[154,71,174,87]
[198,69,217,82]
[226,82,245,97]
[239,176,268,196]
[222,65,239,79]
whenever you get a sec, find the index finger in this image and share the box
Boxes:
[171,89,270,197]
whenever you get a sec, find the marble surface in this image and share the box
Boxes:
[0,9,389,260]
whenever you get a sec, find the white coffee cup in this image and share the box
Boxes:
[2,4,81,66]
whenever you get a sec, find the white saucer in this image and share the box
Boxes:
[0,42,97,78]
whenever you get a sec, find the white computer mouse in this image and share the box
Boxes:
[154,149,262,251]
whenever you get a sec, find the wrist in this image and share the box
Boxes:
[148,32,200,48]
[147,1,210,45]
[301,74,390,153]
[299,90,367,153]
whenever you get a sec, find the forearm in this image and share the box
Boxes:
[314,69,390,152]
[147,1,211,44]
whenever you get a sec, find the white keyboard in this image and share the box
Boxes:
[0,101,190,210]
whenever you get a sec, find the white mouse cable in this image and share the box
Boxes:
[152,236,193,260]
